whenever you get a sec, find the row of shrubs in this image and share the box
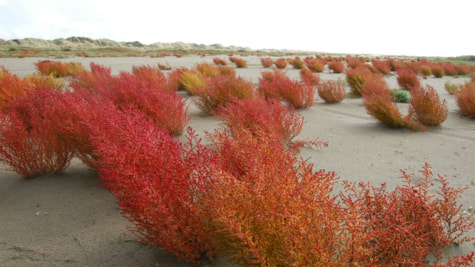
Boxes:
[0,64,474,265]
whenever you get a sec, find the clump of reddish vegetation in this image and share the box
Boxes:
[258,69,316,109]
[346,66,379,97]
[432,65,445,78]
[339,163,475,266]
[229,56,247,68]
[299,68,320,86]
[456,81,475,119]
[318,80,347,103]
[371,59,392,75]
[93,121,217,263]
[70,62,115,90]
[305,59,325,72]
[194,74,255,115]
[131,64,169,89]
[213,57,227,65]
[260,57,273,68]
[0,68,33,108]
[0,87,75,178]
[328,60,345,73]
[274,58,288,69]
[419,64,432,78]
[34,60,85,77]
[202,129,334,266]
[362,78,425,131]
[397,69,420,91]
[410,85,448,126]
[215,97,327,151]
[289,57,305,69]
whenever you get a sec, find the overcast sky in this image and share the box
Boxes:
[0,0,473,57]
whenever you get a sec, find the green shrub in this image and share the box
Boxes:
[390,89,411,103]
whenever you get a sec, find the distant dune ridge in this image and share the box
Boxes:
[0,36,260,52]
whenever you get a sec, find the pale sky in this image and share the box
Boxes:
[0,0,473,57]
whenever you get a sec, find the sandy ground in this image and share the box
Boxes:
[0,56,474,266]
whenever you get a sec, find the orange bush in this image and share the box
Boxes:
[0,68,33,108]
[419,64,432,78]
[299,68,320,86]
[318,80,347,103]
[363,80,425,131]
[346,66,376,97]
[273,58,288,69]
[34,60,85,77]
[259,69,316,109]
[203,129,336,266]
[372,59,392,75]
[340,163,475,265]
[215,97,327,150]
[229,56,247,68]
[260,57,273,68]
[290,57,305,69]
[410,85,448,126]
[213,57,227,66]
[194,75,254,115]
[397,69,420,91]
[131,64,169,89]
[328,61,345,73]
[432,65,445,78]
[456,81,475,118]
[306,59,325,72]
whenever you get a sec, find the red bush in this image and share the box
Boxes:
[212,57,227,66]
[299,68,320,86]
[257,68,287,100]
[215,97,327,151]
[372,60,392,75]
[328,61,345,73]
[259,69,315,109]
[306,59,325,72]
[194,75,255,115]
[410,85,448,126]
[274,58,288,69]
[260,57,273,68]
[70,63,115,90]
[92,116,217,263]
[456,82,475,119]
[0,87,74,178]
[105,72,190,135]
[318,80,347,103]
[363,81,425,131]
[131,64,169,90]
[346,66,377,97]
[229,56,247,68]
[397,69,420,91]
[340,163,475,265]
